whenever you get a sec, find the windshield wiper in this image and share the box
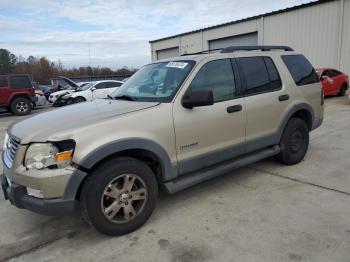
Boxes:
[112,95,135,101]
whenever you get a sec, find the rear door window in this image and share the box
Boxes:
[236,56,281,95]
[106,82,122,88]
[264,57,282,90]
[281,55,319,86]
[0,77,8,87]
[10,76,32,89]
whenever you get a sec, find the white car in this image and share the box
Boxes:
[61,80,123,103]
[48,85,76,104]
[48,81,91,104]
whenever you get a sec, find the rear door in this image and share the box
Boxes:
[236,56,286,153]
[328,70,343,94]
[320,70,334,95]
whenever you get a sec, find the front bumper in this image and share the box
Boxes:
[53,96,70,107]
[1,174,76,216]
[1,167,87,216]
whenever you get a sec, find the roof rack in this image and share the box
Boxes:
[180,45,294,56]
[181,48,223,56]
[220,45,294,53]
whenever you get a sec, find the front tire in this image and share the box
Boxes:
[80,157,158,236]
[276,117,309,165]
[338,83,347,96]
[10,97,32,116]
[73,97,86,104]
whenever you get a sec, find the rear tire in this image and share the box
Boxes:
[10,97,32,116]
[276,117,309,165]
[338,83,347,96]
[80,157,158,236]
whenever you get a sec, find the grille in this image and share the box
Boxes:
[3,136,20,168]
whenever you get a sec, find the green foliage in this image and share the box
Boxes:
[0,49,17,74]
[0,49,136,84]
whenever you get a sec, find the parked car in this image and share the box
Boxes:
[48,79,92,105]
[1,46,323,236]
[316,68,349,96]
[49,85,78,104]
[0,74,35,115]
[47,76,82,102]
[59,80,123,104]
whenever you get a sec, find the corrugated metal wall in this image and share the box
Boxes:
[150,0,350,74]
[263,0,340,69]
[340,0,350,72]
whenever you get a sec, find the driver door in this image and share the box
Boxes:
[92,82,108,99]
[321,70,334,96]
[173,58,246,175]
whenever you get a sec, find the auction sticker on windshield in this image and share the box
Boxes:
[166,62,188,69]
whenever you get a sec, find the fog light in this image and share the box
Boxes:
[27,187,44,198]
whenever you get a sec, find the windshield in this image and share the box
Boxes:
[66,86,77,91]
[79,82,95,91]
[111,61,195,102]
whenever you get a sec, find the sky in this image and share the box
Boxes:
[0,0,314,69]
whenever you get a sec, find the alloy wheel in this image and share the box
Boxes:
[16,101,28,113]
[101,174,147,224]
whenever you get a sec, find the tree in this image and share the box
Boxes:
[2,49,136,83]
[0,49,17,74]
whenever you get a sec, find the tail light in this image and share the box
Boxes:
[321,86,324,105]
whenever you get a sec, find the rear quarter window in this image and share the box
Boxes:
[10,76,33,89]
[281,55,319,86]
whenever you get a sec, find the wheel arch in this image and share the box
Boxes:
[74,96,87,101]
[278,103,314,138]
[79,138,176,182]
[9,93,32,104]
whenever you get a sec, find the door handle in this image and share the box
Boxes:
[278,94,290,101]
[227,105,242,113]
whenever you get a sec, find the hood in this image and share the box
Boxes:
[9,99,159,143]
[59,76,80,88]
[70,90,85,97]
[50,90,74,97]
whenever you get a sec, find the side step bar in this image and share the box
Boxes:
[162,145,280,194]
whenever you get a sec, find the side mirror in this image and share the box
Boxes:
[91,87,96,91]
[321,75,328,81]
[182,90,214,109]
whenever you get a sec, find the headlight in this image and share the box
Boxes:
[62,94,72,99]
[24,143,74,170]
[3,133,9,151]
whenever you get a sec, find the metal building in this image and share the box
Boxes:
[149,0,350,74]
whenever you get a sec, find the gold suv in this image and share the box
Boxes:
[1,46,324,235]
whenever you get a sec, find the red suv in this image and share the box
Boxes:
[0,74,35,115]
[316,68,349,96]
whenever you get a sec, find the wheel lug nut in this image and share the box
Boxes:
[125,201,128,205]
